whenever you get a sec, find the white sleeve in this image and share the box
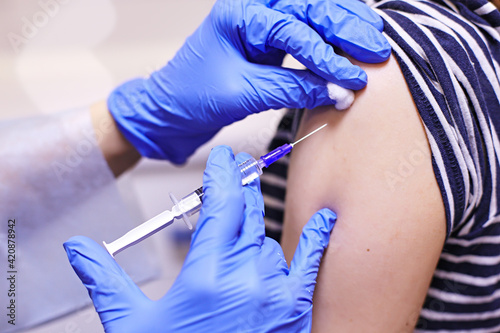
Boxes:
[0,107,158,332]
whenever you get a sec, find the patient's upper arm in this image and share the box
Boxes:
[282,55,447,331]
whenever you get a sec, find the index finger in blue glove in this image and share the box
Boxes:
[246,65,355,111]
[236,152,266,247]
[271,0,391,64]
[288,209,337,297]
[244,5,367,90]
[63,236,146,316]
[191,146,245,250]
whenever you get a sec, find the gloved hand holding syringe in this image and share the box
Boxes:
[103,123,327,257]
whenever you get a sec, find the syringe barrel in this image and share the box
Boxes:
[178,187,204,215]
[239,157,263,186]
[179,157,262,210]
[177,157,263,218]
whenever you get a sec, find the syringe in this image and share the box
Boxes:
[103,124,327,257]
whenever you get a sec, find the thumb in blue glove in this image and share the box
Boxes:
[108,0,391,163]
[64,145,337,332]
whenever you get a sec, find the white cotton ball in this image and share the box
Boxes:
[327,82,355,110]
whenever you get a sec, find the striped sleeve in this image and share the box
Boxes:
[375,0,500,237]
[371,0,500,330]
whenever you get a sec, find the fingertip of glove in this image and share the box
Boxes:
[205,145,238,183]
[202,145,244,214]
[206,146,235,180]
[320,208,337,232]
[313,208,337,234]
[379,43,392,61]
[63,236,108,265]
[63,235,90,254]
[63,236,93,271]
[211,145,232,152]
[358,35,392,64]
[235,152,253,164]
[335,70,367,91]
[368,38,392,63]
[373,16,385,32]
[355,70,369,89]
[208,145,235,163]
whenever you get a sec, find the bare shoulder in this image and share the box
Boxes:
[282,55,447,331]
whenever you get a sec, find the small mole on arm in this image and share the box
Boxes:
[367,249,370,252]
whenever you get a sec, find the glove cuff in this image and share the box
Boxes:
[107,78,184,162]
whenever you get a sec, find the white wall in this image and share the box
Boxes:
[1,0,285,331]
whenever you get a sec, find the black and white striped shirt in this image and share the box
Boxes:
[262,0,500,330]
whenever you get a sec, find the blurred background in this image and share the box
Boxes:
[1,0,286,331]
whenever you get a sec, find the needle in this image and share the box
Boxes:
[291,124,327,147]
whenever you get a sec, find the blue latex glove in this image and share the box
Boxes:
[270,0,388,64]
[64,146,337,332]
[108,0,390,163]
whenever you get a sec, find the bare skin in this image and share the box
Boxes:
[89,101,141,177]
[282,55,447,331]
